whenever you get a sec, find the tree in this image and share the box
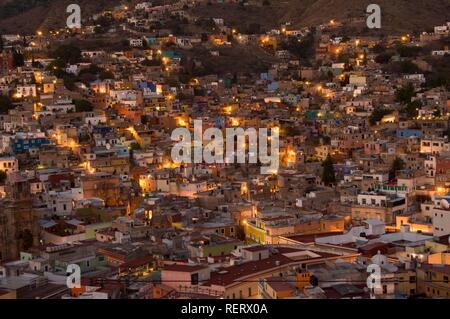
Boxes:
[0,95,13,114]
[142,58,161,66]
[99,70,114,80]
[79,64,103,76]
[51,45,81,64]
[322,154,336,186]
[284,125,301,136]
[389,157,405,180]
[396,45,422,58]
[444,128,450,141]
[373,44,386,54]
[404,100,422,119]
[282,32,315,60]
[386,61,420,74]
[129,142,141,160]
[246,23,261,35]
[129,142,140,151]
[375,52,393,64]
[433,108,442,117]
[74,99,93,112]
[12,50,24,67]
[369,107,391,125]
[395,83,415,104]
[63,75,76,91]
[0,171,7,184]
[21,229,34,251]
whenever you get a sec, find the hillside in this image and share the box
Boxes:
[191,0,450,34]
[0,0,449,35]
[0,0,125,34]
[283,0,450,32]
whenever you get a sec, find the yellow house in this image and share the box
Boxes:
[428,253,450,265]
[296,271,312,290]
[396,216,433,234]
[244,219,267,244]
[245,215,344,245]
[43,82,55,94]
[315,145,333,161]
[92,157,130,175]
[135,131,152,148]
[394,270,417,296]
[260,36,277,50]
[260,277,295,299]
[417,264,450,298]
[425,240,448,253]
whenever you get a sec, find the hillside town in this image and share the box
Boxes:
[0,0,450,300]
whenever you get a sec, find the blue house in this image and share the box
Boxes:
[13,137,51,154]
[260,73,274,81]
[162,50,183,60]
[143,37,158,45]
[93,126,114,134]
[139,81,157,92]
[396,129,423,138]
[267,82,279,92]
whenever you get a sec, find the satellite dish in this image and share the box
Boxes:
[106,143,111,150]
[441,199,450,209]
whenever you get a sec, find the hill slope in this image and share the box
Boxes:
[0,0,449,35]
[283,0,450,32]
[192,0,450,34]
[0,0,123,34]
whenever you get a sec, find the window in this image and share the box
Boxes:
[444,276,449,284]
[191,273,199,285]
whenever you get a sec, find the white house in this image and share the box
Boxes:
[129,38,144,47]
[432,199,450,236]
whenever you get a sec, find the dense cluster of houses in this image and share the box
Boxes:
[0,1,449,299]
